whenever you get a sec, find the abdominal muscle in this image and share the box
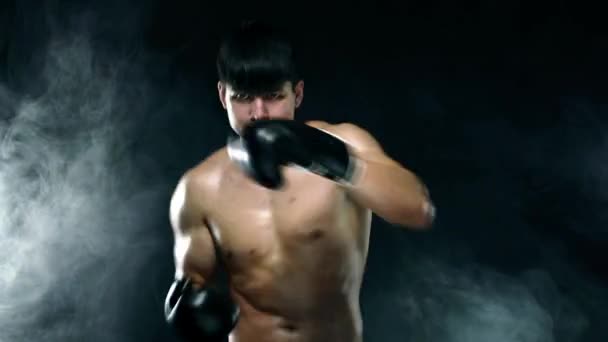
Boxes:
[229,288,362,342]
[224,215,367,342]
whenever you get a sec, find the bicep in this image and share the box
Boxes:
[173,224,216,286]
[170,173,217,286]
[334,123,400,166]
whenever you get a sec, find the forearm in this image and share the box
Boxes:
[345,157,435,229]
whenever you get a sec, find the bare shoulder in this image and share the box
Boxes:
[187,147,229,188]
[305,120,332,129]
[305,120,351,137]
[170,148,229,231]
[306,120,383,153]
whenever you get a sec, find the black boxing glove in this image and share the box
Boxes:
[164,278,239,342]
[227,120,358,189]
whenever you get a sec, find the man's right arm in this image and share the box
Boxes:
[164,171,239,341]
[169,172,216,284]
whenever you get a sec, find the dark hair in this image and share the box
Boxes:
[216,20,299,95]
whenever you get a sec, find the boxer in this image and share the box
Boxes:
[164,20,435,342]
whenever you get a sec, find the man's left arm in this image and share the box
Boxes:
[327,122,435,229]
[230,119,435,229]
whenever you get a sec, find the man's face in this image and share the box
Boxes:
[218,80,304,135]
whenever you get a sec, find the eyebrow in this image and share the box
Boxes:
[232,89,285,96]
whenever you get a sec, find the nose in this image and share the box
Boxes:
[250,97,269,121]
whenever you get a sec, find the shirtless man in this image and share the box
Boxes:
[163,21,435,342]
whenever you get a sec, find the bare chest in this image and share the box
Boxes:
[211,169,364,278]
[210,167,356,259]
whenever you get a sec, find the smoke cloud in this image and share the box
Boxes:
[394,258,587,342]
[364,235,596,342]
[0,30,168,342]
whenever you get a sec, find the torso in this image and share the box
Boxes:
[195,132,372,342]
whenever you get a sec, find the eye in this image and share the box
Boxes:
[232,93,253,103]
[264,92,284,100]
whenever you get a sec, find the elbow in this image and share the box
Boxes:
[418,200,436,229]
[389,199,436,230]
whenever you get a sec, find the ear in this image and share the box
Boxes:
[217,81,228,109]
[294,80,304,108]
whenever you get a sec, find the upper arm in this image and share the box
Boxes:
[334,122,428,191]
[332,123,399,166]
[306,121,389,160]
[169,172,217,286]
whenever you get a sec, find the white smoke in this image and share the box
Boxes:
[367,244,592,342]
[0,33,167,342]
[397,260,554,342]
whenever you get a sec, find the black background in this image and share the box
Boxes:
[0,0,607,341]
